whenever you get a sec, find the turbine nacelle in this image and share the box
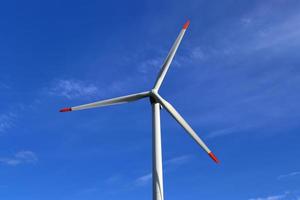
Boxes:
[150,89,160,102]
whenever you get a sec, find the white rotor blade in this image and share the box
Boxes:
[153,20,190,91]
[59,91,150,112]
[155,94,219,163]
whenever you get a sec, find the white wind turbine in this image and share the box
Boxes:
[59,20,219,200]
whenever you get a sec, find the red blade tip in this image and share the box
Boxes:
[183,20,190,30]
[208,152,220,164]
[59,108,72,112]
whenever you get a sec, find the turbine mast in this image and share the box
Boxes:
[150,96,164,200]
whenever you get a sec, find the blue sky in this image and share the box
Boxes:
[1,0,300,199]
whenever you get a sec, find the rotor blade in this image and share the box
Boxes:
[155,94,219,163]
[59,91,150,112]
[153,20,190,91]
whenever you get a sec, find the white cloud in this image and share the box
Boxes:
[134,173,152,186]
[79,187,99,194]
[206,123,260,139]
[190,47,206,61]
[182,10,300,68]
[253,14,300,50]
[138,57,163,75]
[249,194,286,200]
[105,174,123,185]
[0,112,17,134]
[278,171,300,180]
[164,155,191,166]
[241,17,252,26]
[134,155,191,187]
[249,191,300,200]
[49,79,99,99]
[0,82,10,90]
[47,77,142,101]
[0,150,38,166]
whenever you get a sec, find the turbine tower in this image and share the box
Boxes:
[59,20,219,200]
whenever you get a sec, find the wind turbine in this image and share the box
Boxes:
[59,20,219,200]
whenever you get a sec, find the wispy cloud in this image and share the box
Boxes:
[249,191,300,200]
[48,79,100,99]
[185,13,300,66]
[0,82,10,90]
[0,150,38,166]
[249,193,287,200]
[252,15,300,51]
[47,77,143,101]
[278,171,300,180]
[206,123,260,139]
[190,47,206,61]
[78,187,99,194]
[105,174,123,185]
[138,57,163,74]
[164,154,191,166]
[134,173,152,186]
[0,112,17,134]
[174,8,300,140]
[134,155,191,187]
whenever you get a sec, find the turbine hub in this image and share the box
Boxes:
[150,89,159,96]
[149,89,159,104]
